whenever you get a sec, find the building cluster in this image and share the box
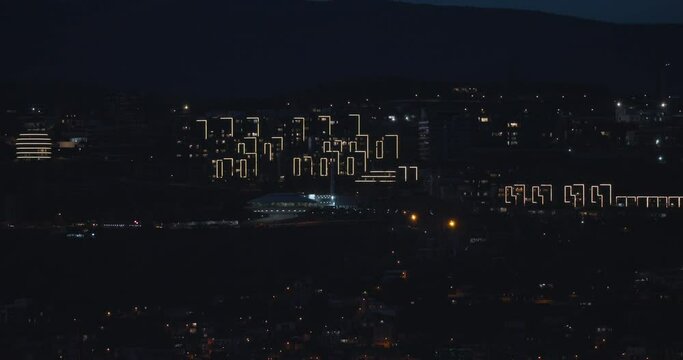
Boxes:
[4,226,683,360]
[2,87,683,220]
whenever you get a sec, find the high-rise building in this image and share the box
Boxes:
[15,132,52,160]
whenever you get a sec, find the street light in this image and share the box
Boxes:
[448,219,457,229]
[410,213,418,222]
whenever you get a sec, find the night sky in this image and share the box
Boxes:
[403,0,683,23]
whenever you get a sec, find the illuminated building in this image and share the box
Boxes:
[501,182,683,209]
[506,121,520,146]
[54,113,90,157]
[15,133,52,160]
[409,101,482,163]
[306,194,336,207]
[184,112,420,185]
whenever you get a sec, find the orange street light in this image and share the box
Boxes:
[410,213,418,222]
[448,219,457,229]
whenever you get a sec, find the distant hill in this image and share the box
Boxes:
[1,0,682,97]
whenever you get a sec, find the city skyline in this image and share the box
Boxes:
[401,0,683,24]
[3,2,683,359]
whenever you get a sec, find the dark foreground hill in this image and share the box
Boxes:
[1,0,682,97]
